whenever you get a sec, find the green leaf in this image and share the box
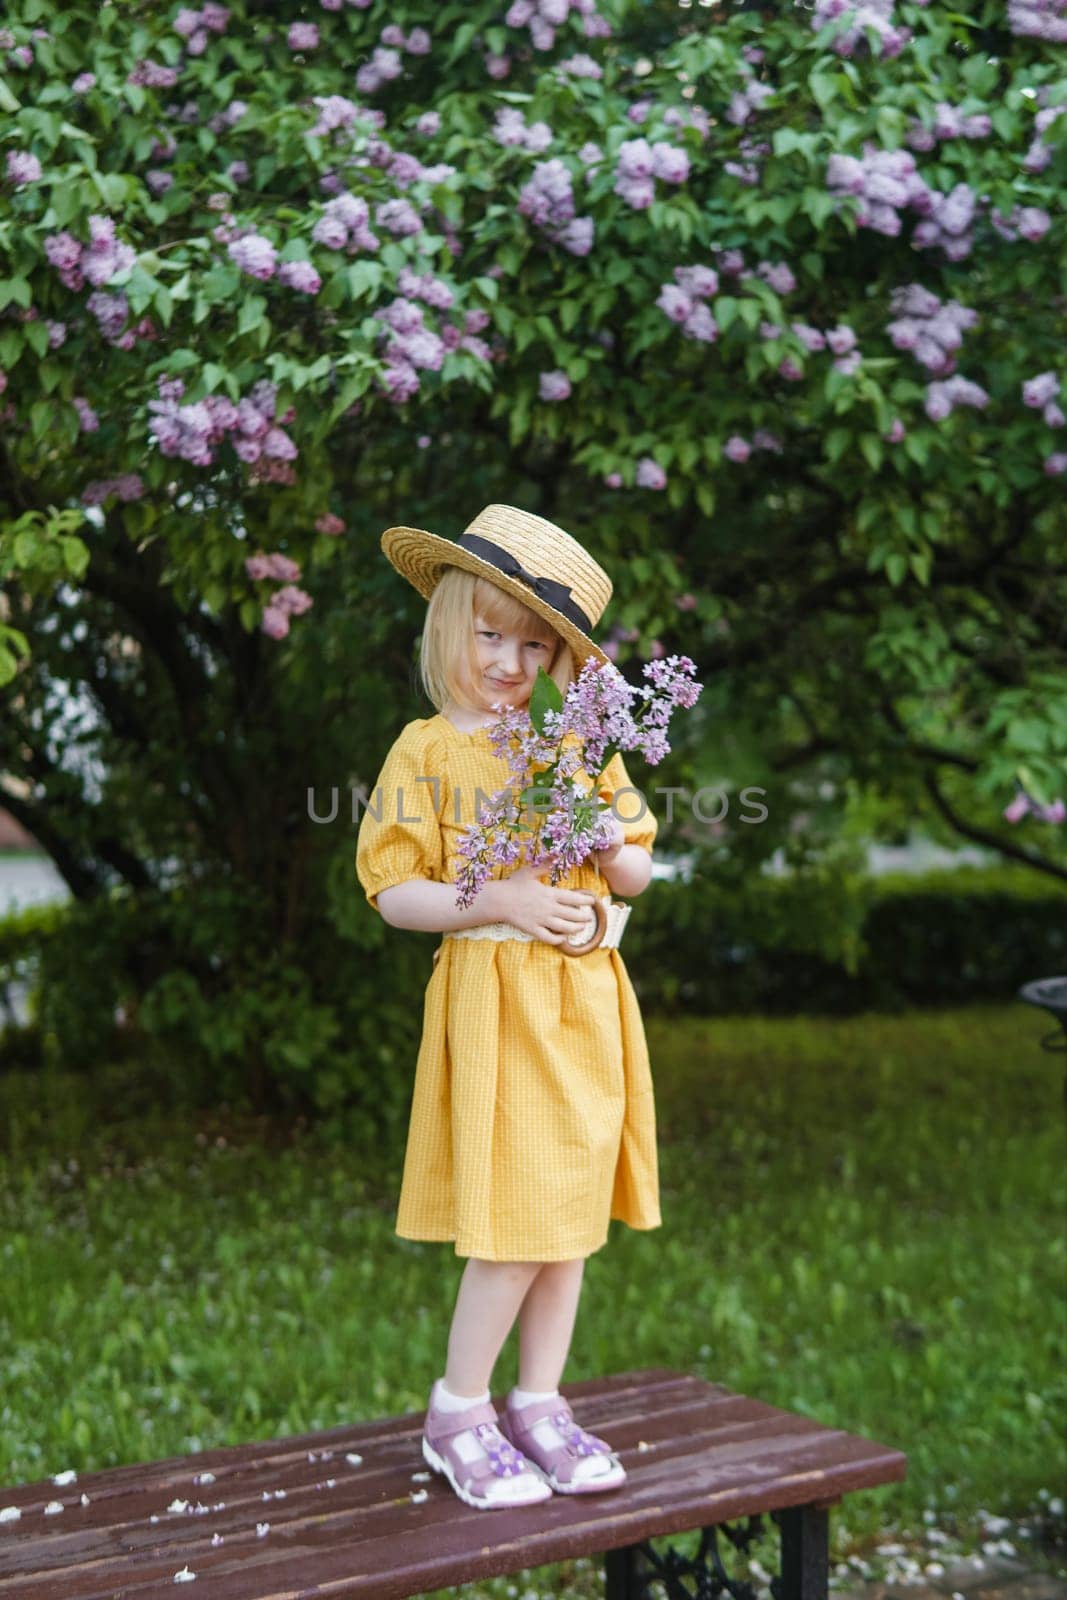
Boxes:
[29,401,53,442]
[0,278,31,310]
[13,530,39,565]
[239,294,267,335]
[808,72,837,110]
[61,536,90,578]
[713,296,737,333]
[23,320,48,358]
[528,665,563,734]
[825,428,851,463]
[990,106,1017,142]
[447,20,479,66]
[859,434,883,472]
[347,261,383,300]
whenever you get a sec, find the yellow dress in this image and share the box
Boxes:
[355,713,661,1262]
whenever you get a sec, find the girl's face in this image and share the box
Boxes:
[467,607,558,711]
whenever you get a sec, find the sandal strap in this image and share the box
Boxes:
[426,1398,500,1443]
[504,1396,614,1480]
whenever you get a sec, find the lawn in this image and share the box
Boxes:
[0,1003,1063,1598]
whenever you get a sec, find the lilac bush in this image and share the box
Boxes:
[0,0,1063,889]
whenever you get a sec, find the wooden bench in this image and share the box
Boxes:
[0,1367,907,1599]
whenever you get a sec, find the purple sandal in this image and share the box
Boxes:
[499,1393,627,1494]
[421,1387,552,1511]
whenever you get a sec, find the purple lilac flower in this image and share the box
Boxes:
[924,375,990,421]
[826,143,933,241]
[148,373,296,467]
[228,233,277,279]
[539,370,571,401]
[278,260,322,294]
[558,53,602,78]
[81,473,145,504]
[518,159,595,255]
[375,198,422,237]
[826,325,856,355]
[453,654,699,907]
[757,260,796,295]
[635,457,666,489]
[74,397,100,432]
[911,182,978,261]
[810,0,918,58]
[1022,371,1060,408]
[6,151,42,185]
[492,108,554,153]
[1008,0,1067,41]
[725,78,774,126]
[887,285,978,378]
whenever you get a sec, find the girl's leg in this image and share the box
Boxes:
[515,1258,587,1392]
[443,1258,542,1396]
[511,1256,616,1484]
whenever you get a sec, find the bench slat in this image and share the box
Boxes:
[0,1369,906,1600]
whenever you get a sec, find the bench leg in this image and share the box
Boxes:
[773,1505,831,1600]
[602,1504,830,1600]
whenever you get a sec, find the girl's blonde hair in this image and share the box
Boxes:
[416,567,575,714]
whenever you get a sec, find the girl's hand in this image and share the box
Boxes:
[496,864,600,945]
[594,814,626,863]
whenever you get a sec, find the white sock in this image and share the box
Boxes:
[510,1385,559,1407]
[508,1386,613,1481]
[434,1378,490,1411]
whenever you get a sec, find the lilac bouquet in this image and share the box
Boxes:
[453,653,702,909]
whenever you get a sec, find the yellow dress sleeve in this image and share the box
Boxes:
[596,750,658,855]
[356,721,445,914]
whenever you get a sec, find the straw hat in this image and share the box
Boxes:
[380,504,614,668]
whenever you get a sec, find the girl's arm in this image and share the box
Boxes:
[594,812,654,898]
[376,877,516,932]
[595,843,654,899]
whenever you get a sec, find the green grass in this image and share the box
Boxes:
[0,1004,1064,1599]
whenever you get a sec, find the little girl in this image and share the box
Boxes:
[355,503,661,1511]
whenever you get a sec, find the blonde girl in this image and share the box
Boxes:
[356,505,660,1510]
